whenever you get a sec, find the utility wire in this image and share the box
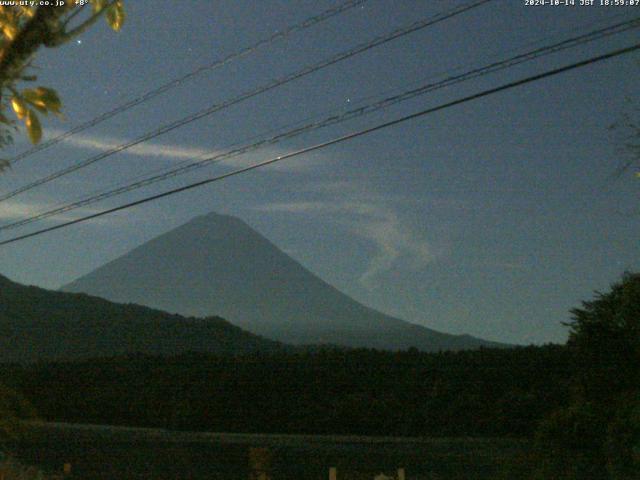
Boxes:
[1,42,637,247]
[0,0,492,203]
[5,0,369,166]
[2,16,637,232]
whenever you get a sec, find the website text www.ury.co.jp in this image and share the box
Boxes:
[0,0,68,7]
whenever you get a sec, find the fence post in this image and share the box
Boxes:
[63,463,72,476]
[248,447,272,480]
[397,468,405,480]
[329,467,337,480]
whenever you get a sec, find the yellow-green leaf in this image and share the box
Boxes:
[105,0,125,32]
[33,87,62,114]
[1,22,17,41]
[92,0,108,12]
[10,96,27,120]
[22,89,48,114]
[25,110,42,144]
[17,6,35,18]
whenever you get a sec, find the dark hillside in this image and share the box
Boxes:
[0,274,283,362]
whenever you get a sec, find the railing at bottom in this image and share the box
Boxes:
[249,447,407,480]
[330,467,406,480]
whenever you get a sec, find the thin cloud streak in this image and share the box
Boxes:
[47,129,319,172]
[47,129,217,161]
[0,200,111,225]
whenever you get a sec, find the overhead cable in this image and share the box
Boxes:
[5,0,370,166]
[0,0,492,202]
[2,16,637,232]
[1,41,637,246]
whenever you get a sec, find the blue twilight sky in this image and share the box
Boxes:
[0,0,638,344]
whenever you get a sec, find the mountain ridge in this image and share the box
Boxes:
[0,272,284,362]
[63,212,505,351]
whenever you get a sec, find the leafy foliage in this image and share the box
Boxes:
[604,394,640,480]
[0,1,125,148]
[532,272,640,479]
[104,1,125,32]
[566,272,640,401]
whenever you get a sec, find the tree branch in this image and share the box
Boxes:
[0,6,62,89]
[61,4,86,29]
[47,2,116,47]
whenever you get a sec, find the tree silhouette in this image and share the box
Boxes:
[565,272,640,401]
[530,272,640,479]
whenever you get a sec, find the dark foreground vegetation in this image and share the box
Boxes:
[0,345,568,480]
[0,273,638,479]
[1,345,570,437]
[10,423,530,480]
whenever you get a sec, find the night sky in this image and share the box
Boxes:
[0,0,638,344]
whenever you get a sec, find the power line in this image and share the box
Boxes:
[2,16,638,232]
[5,0,369,166]
[1,42,637,247]
[0,0,492,203]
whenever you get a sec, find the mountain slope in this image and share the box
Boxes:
[63,213,497,351]
[63,212,504,351]
[0,273,283,362]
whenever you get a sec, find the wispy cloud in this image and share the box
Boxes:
[47,129,319,172]
[0,200,111,225]
[354,212,432,286]
[256,186,434,288]
[48,129,214,161]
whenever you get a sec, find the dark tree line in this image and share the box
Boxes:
[0,344,571,438]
